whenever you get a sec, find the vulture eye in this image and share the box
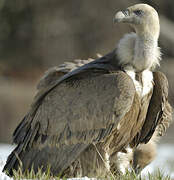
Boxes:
[121,9,130,16]
[133,10,144,16]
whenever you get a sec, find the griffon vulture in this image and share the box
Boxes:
[3,3,173,177]
[37,59,172,175]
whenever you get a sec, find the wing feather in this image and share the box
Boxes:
[139,71,173,143]
[13,50,135,148]
[32,71,135,146]
[37,59,94,90]
[8,51,136,176]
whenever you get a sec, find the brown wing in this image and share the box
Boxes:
[30,50,119,116]
[13,51,118,144]
[13,51,115,142]
[37,59,94,90]
[16,71,135,146]
[139,71,173,144]
[4,51,136,176]
[156,101,173,137]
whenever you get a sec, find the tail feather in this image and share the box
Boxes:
[13,114,30,144]
[3,118,88,177]
[3,142,88,177]
[3,144,24,176]
[3,122,40,176]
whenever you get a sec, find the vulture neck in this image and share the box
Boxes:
[116,31,161,97]
[133,32,159,72]
[116,31,161,73]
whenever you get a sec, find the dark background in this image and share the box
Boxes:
[0,0,174,144]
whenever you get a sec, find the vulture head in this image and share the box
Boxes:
[114,4,160,39]
[114,4,161,72]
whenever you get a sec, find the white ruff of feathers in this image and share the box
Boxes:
[116,32,161,98]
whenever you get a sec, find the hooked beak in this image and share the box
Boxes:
[133,165,143,175]
[113,9,130,23]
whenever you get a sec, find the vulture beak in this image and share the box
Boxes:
[113,9,130,23]
[133,165,142,174]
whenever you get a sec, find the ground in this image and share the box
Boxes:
[0,143,174,180]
